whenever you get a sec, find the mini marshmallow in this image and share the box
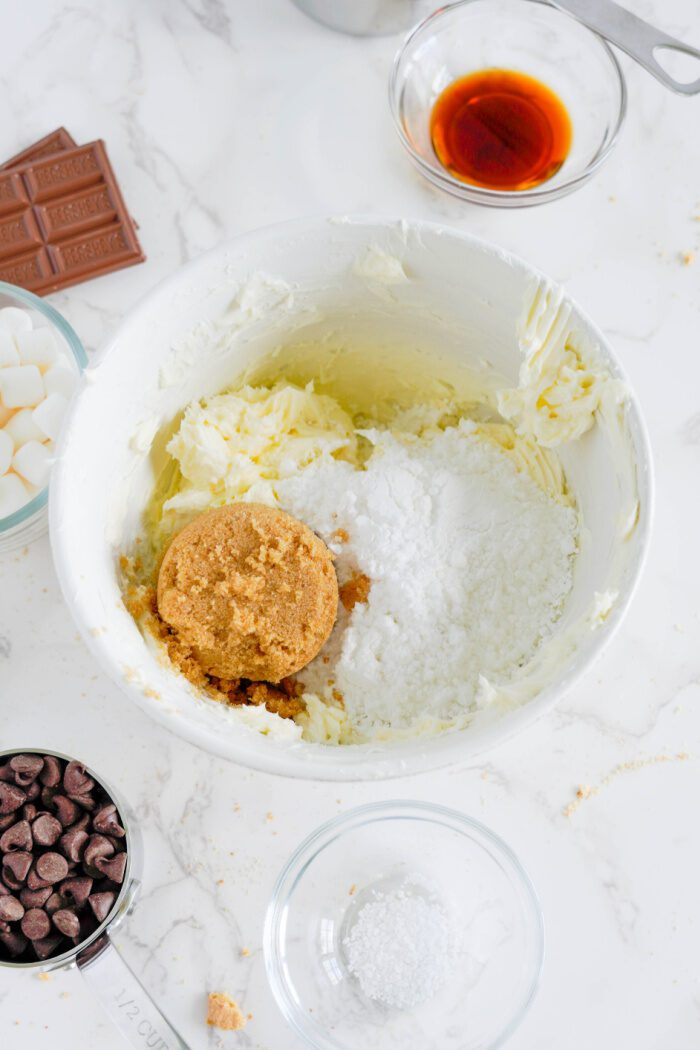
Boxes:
[0,307,32,335]
[0,330,19,367]
[16,328,58,370]
[4,407,45,448]
[0,365,44,408]
[12,440,51,488]
[0,405,13,427]
[0,429,13,475]
[33,392,68,441]
[0,472,29,518]
[43,363,77,399]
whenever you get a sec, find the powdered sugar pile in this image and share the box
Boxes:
[343,883,452,1009]
[276,421,578,739]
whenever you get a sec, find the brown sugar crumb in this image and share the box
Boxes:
[339,571,371,612]
[121,566,305,720]
[206,992,247,1031]
[331,527,350,544]
[157,503,338,681]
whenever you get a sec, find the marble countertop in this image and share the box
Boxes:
[2,1,700,1046]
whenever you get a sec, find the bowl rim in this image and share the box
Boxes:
[263,799,545,1050]
[49,215,654,782]
[0,281,87,536]
[388,0,628,207]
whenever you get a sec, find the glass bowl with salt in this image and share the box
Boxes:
[264,801,543,1049]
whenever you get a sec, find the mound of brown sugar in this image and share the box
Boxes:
[157,503,338,682]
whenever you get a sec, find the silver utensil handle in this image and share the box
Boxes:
[550,0,700,95]
[78,934,191,1050]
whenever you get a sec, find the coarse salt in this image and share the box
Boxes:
[343,884,452,1009]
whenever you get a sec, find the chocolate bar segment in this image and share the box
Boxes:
[0,140,144,295]
[0,173,29,218]
[0,210,43,262]
[1,128,77,172]
[35,184,118,241]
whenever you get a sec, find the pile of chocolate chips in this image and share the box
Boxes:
[0,753,127,963]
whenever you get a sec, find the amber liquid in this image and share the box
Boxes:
[430,69,572,192]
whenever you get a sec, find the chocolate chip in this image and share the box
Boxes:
[9,755,44,787]
[83,834,114,871]
[95,853,126,884]
[44,892,64,915]
[52,795,79,827]
[0,896,24,922]
[25,781,40,801]
[88,891,115,923]
[32,933,64,960]
[40,757,62,788]
[92,805,126,838]
[0,782,26,815]
[0,764,13,783]
[0,820,32,853]
[26,867,52,891]
[63,761,94,797]
[59,826,88,863]
[22,803,37,822]
[59,876,92,908]
[2,851,32,887]
[0,813,16,831]
[32,813,62,847]
[0,928,27,957]
[35,852,69,884]
[21,908,50,941]
[20,886,52,909]
[69,793,96,812]
[52,909,80,939]
[40,786,58,809]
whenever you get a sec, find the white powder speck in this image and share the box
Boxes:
[343,885,452,1009]
[276,422,578,738]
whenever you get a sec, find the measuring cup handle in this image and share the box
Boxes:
[77,934,191,1050]
[551,0,700,96]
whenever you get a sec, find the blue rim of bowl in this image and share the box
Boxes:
[264,800,545,1050]
[0,282,88,536]
[388,0,628,207]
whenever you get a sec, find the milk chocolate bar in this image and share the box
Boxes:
[0,128,77,171]
[0,140,144,295]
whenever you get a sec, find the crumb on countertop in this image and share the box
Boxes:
[563,752,690,817]
[207,992,247,1031]
[680,249,696,266]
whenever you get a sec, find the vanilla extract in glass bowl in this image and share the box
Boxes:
[390,0,626,206]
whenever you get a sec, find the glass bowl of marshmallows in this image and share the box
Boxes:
[0,283,86,553]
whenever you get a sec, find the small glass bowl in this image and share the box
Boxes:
[264,801,543,1050]
[389,0,627,207]
[0,283,86,554]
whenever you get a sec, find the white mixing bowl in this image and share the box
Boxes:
[50,218,652,780]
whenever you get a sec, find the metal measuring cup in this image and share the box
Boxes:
[0,748,189,1050]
